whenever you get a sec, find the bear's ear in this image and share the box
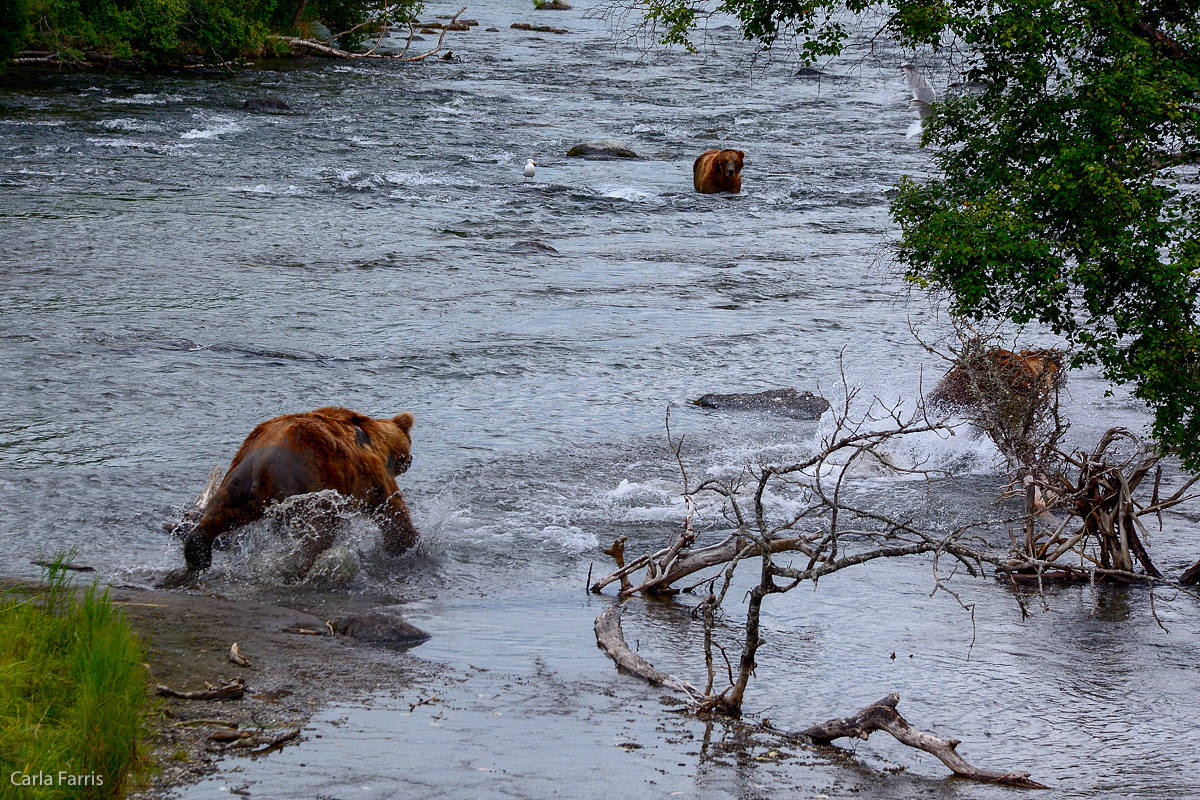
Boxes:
[393,412,415,433]
[737,150,746,160]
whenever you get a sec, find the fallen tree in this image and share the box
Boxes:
[593,384,1009,716]
[271,6,466,61]
[920,328,1200,590]
[590,357,1200,785]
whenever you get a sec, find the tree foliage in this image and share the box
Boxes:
[0,0,32,68]
[634,0,1200,471]
[1,0,421,66]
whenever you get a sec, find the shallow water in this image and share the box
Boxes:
[3,2,1200,797]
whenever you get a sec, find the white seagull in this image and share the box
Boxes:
[901,62,936,139]
[523,159,537,183]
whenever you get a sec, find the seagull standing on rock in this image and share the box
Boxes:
[523,159,537,183]
[901,62,935,139]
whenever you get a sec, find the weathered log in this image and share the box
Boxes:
[802,693,1048,789]
[207,726,300,753]
[156,679,246,701]
[593,607,702,701]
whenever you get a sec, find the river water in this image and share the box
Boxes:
[3,2,1199,797]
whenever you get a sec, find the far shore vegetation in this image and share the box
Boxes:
[0,558,146,799]
[0,0,423,71]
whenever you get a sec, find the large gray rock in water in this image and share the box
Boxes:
[566,140,640,159]
[693,388,830,420]
[331,611,431,647]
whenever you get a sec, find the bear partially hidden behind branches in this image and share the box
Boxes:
[693,148,745,194]
[180,407,418,575]
[927,345,1066,469]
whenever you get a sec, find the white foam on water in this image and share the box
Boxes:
[630,122,693,138]
[100,118,161,133]
[85,137,194,153]
[181,119,244,140]
[597,184,656,202]
[228,184,308,195]
[383,169,479,187]
[540,523,597,552]
[0,119,65,127]
[101,93,183,105]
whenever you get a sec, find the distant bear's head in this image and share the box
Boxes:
[718,150,744,177]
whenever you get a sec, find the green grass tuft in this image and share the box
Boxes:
[0,555,147,799]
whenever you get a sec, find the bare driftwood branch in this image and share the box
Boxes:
[228,642,252,668]
[281,626,328,635]
[802,693,1048,789]
[157,679,246,700]
[593,606,703,701]
[207,725,301,753]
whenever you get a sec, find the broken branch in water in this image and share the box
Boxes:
[30,560,93,572]
[802,693,1048,789]
[593,606,703,702]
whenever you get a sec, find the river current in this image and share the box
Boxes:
[3,2,1199,797]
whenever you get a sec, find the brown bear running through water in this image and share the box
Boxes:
[693,148,745,194]
[181,407,417,574]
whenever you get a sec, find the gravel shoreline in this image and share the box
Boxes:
[58,582,434,799]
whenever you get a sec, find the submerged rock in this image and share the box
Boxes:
[242,98,293,113]
[534,0,572,8]
[693,388,830,420]
[566,139,640,159]
[509,240,559,254]
[511,22,569,34]
[331,611,431,647]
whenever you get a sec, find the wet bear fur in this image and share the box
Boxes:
[694,148,745,194]
[183,407,417,572]
[927,349,1063,411]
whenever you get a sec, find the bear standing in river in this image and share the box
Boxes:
[693,148,745,194]
[927,349,1062,412]
[181,407,418,573]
